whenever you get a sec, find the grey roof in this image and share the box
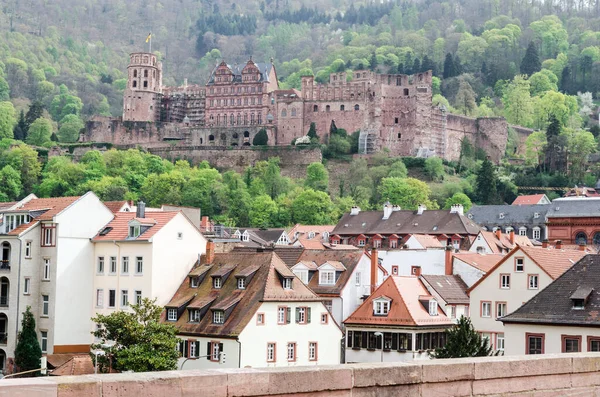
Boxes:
[546,198,600,218]
[420,275,470,305]
[332,210,481,236]
[502,255,600,326]
[207,61,273,85]
[467,204,548,227]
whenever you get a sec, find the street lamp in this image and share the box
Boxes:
[374,332,384,363]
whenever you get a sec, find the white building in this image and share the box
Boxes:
[468,230,533,255]
[344,275,453,363]
[91,203,206,318]
[164,246,342,369]
[378,235,447,277]
[420,274,470,322]
[502,255,600,355]
[0,193,114,372]
[468,246,587,353]
[451,252,504,288]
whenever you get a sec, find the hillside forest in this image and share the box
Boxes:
[1,0,600,224]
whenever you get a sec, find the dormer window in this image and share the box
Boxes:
[242,231,249,242]
[571,287,593,310]
[213,277,222,289]
[319,270,335,285]
[190,277,199,288]
[129,224,141,238]
[499,213,505,219]
[237,277,246,289]
[167,308,177,321]
[534,212,540,219]
[213,310,225,324]
[189,309,200,323]
[373,298,391,316]
[429,300,438,316]
[283,278,293,290]
[308,231,315,239]
[293,269,309,284]
[573,299,585,310]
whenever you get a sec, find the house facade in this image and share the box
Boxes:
[546,197,600,245]
[468,246,587,353]
[467,204,549,241]
[451,252,503,288]
[344,275,453,363]
[420,275,470,322]
[502,255,600,355]
[163,249,342,370]
[468,230,533,255]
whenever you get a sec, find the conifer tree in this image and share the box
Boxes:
[369,53,378,71]
[412,58,421,74]
[430,316,492,358]
[13,110,27,141]
[544,115,563,173]
[561,66,573,93]
[252,128,268,145]
[307,122,318,140]
[520,42,541,76]
[443,53,455,79]
[397,63,404,74]
[454,54,463,75]
[14,306,42,376]
[476,157,498,204]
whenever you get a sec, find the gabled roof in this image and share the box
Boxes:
[231,246,304,266]
[207,60,274,85]
[332,209,481,236]
[502,255,600,326]
[547,197,600,218]
[478,231,534,253]
[5,196,81,221]
[420,275,469,305]
[92,212,179,241]
[344,276,454,327]
[103,201,130,213]
[467,204,548,227]
[294,249,366,296]
[452,252,504,273]
[468,246,588,292]
[164,251,320,337]
[512,194,549,205]
[409,234,443,249]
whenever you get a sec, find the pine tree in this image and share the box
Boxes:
[454,55,463,75]
[24,101,44,132]
[412,58,421,74]
[430,316,492,358]
[561,66,573,93]
[520,42,541,76]
[443,53,455,79]
[421,55,435,74]
[252,129,268,145]
[14,306,42,376]
[369,53,378,71]
[307,122,318,141]
[397,63,404,74]
[545,115,563,173]
[476,158,498,204]
[405,53,413,74]
[13,110,27,141]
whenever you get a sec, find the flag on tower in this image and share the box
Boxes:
[145,33,152,43]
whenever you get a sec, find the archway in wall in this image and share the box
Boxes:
[575,232,588,245]
[593,232,600,246]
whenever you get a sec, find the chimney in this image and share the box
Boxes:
[542,239,548,248]
[206,241,215,264]
[509,230,515,245]
[450,204,464,216]
[201,216,210,231]
[417,204,426,215]
[495,229,501,241]
[382,202,392,220]
[370,248,378,294]
[445,245,453,275]
[579,243,586,252]
[556,240,562,250]
[350,206,361,216]
[136,201,146,219]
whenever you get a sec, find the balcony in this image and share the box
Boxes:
[0,261,9,271]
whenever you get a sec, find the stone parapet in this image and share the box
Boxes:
[3,354,600,396]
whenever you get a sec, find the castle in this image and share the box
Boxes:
[84,52,519,162]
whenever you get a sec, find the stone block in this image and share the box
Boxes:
[421,380,472,397]
[572,353,600,373]
[225,368,270,397]
[179,370,227,397]
[350,384,420,397]
[350,362,421,388]
[101,371,182,397]
[421,359,474,383]
[571,372,600,388]
[265,366,353,395]
[0,378,57,397]
[472,373,571,395]
[55,375,102,397]
[473,355,572,380]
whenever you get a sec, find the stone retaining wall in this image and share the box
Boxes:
[3,353,600,397]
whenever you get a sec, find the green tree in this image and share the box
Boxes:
[252,128,268,145]
[13,110,27,141]
[520,42,541,76]
[566,129,596,182]
[524,131,547,167]
[307,122,318,141]
[4,144,42,193]
[0,165,22,200]
[502,75,534,127]
[0,101,16,139]
[49,84,83,121]
[430,316,492,358]
[305,162,329,192]
[25,102,44,132]
[443,193,473,211]
[91,298,179,373]
[249,194,278,228]
[528,70,558,96]
[0,76,9,101]
[529,16,569,59]
[544,115,564,173]
[476,158,498,204]
[378,177,436,210]
[140,170,185,207]
[454,80,477,116]
[57,114,84,142]
[26,118,53,146]
[424,157,444,182]
[291,189,333,224]
[14,306,42,376]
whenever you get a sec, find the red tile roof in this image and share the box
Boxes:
[512,194,547,205]
[92,212,178,241]
[103,201,128,213]
[452,252,504,272]
[344,276,454,327]
[49,354,96,376]
[8,196,81,221]
[479,231,533,254]
[294,250,366,296]
[411,234,443,248]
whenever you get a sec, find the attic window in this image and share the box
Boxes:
[167,308,177,322]
[213,277,222,289]
[308,231,315,239]
[534,212,540,219]
[190,277,199,288]
[319,270,335,285]
[129,225,141,238]
[213,310,225,324]
[237,277,246,290]
[499,213,505,220]
[373,298,390,316]
[189,309,201,323]
[283,278,293,290]
[573,299,585,310]
[571,287,593,310]
[99,227,113,236]
[429,301,438,316]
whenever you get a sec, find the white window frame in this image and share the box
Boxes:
[297,307,306,324]
[23,277,30,295]
[129,225,140,238]
[135,290,142,305]
[42,295,49,316]
[189,309,200,322]
[213,277,222,289]
[533,227,541,240]
[277,307,287,324]
[121,256,129,275]
[309,342,317,360]
[211,342,221,360]
[189,340,197,357]
[374,299,390,315]
[293,269,309,284]
[25,241,32,258]
[528,274,539,290]
[500,274,510,289]
[96,289,104,308]
[43,258,50,280]
[319,270,335,285]
[515,258,524,272]
[213,310,225,324]
[481,302,491,318]
[110,257,117,274]
[519,227,527,236]
[496,302,506,317]
[191,277,199,288]
[121,289,129,307]
[41,331,48,353]
[108,289,116,308]
[283,278,292,290]
[267,343,275,362]
[428,300,438,316]
[287,342,296,361]
[497,334,505,351]
[355,272,361,286]
[97,256,105,274]
[135,257,143,274]
[167,308,177,321]
[237,277,245,289]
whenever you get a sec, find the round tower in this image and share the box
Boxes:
[123,52,163,122]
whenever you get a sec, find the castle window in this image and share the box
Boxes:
[291,108,296,116]
[237,114,242,124]
[251,97,255,105]
[395,117,399,124]
[354,104,360,111]
[258,114,262,124]
[398,133,402,139]
[237,99,242,105]
[251,113,255,124]
[230,114,235,125]
[233,132,239,139]
[244,98,248,105]
[404,88,409,96]
[153,70,156,78]
[144,70,148,78]
[340,105,345,111]
[244,131,250,138]
[362,72,366,78]
[132,81,137,88]
[396,77,402,86]
[244,114,248,125]
[419,74,423,82]
[133,70,137,78]
[313,105,318,112]
[326,105,330,112]
[220,133,226,141]
[143,81,148,88]
[209,135,215,141]
[281,109,287,118]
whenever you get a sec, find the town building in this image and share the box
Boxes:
[468,230,534,255]
[468,246,587,353]
[163,247,342,369]
[467,204,549,241]
[420,275,470,322]
[288,224,334,250]
[546,197,600,245]
[91,204,207,319]
[564,186,600,198]
[331,204,480,249]
[0,193,114,373]
[501,255,600,355]
[377,235,448,277]
[233,228,291,247]
[451,252,504,288]
[344,275,453,363]
[512,194,551,205]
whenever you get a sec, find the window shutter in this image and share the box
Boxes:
[286,307,291,324]
[307,307,311,323]
[408,334,413,351]
[219,343,223,354]
[377,334,383,350]
[195,341,200,357]
[207,342,211,360]
[184,340,189,358]
[361,331,368,349]
[295,307,300,323]
[391,333,398,350]
[347,331,353,348]
[177,341,184,356]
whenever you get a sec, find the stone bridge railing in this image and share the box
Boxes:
[2,353,600,397]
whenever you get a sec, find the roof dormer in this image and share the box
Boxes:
[571,287,593,310]
[318,262,345,285]
[373,296,391,316]
[127,218,155,239]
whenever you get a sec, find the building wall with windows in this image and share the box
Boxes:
[339,255,372,324]
[469,252,552,352]
[175,336,240,370]
[503,323,600,356]
[378,249,445,277]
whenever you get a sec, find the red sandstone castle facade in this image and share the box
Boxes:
[97,52,513,161]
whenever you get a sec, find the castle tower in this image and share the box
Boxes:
[123,52,163,122]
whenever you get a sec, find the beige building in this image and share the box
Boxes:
[468,246,587,353]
